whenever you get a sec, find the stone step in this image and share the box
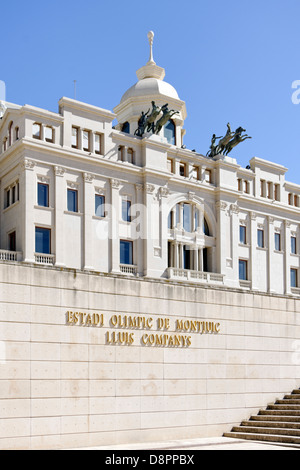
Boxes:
[232,425,300,437]
[242,420,300,429]
[276,398,300,404]
[291,389,300,395]
[251,415,300,423]
[267,404,300,410]
[259,409,300,416]
[223,431,300,447]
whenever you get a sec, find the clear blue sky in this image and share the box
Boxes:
[2,0,300,182]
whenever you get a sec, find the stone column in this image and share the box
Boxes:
[110,178,121,273]
[135,183,144,276]
[143,183,155,276]
[267,216,274,293]
[284,220,291,295]
[21,159,36,263]
[54,166,66,267]
[250,212,258,290]
[215,201,228,276]
[230,204,240,286]
[83,172,95,271]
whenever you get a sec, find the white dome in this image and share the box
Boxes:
[120,77,180,103]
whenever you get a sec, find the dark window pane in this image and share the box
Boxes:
[164,120,176,145]
[122,199,131,222]
[38,183,49,207]
[35,227,51,254]
[239,226,246,244]
[291,237,297,255]
[275,233,281,251]
[67,189,78,212]
[291,269,298,288]
[120,240,133,265]
[95,195,105,217]
[239,260,247,280]
[257,229,264,248]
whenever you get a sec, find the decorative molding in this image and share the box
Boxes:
[54,165,65,177]
[230,203,239,215]
[83,172,94,183]
[145,183,155,194]
[159,186,169,198]
[216,201,227,212]
[135,183,144,192]
[110,178,121,189]
[22,159,35,171]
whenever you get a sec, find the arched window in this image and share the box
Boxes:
[122,122,130,134]
[203,218,210,236]
[8,121,13,146]
[164,120,176,145]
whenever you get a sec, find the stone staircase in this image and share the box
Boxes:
[224,388,300,448]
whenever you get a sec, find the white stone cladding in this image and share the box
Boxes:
[0,262,299,450]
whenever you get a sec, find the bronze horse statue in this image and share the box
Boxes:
[145,101,161,133]
[155,104,179,134]
[224,127,252,155]
[216,123,235,155]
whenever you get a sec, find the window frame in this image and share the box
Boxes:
[37,182,49,208]
[291,268,298,288]
[239,225,247,245]
[291,236,297,255]
[122,198,132,223]
[274,232,281,252]
[239,259,248,281]
[120,240,133,265]
[257,229,264,248]
[95,194,105,218]
[67,188,78,213]
[32,123,42,140]
[72,126,79,149]
[35,226,51,255]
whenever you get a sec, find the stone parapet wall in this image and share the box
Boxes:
[0,261,299,449]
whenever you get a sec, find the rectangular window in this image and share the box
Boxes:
[38,183,49,207]
[120,240,133,265]
[95,133,102,155]
[83,130,90,151]
[8,231,16,252]
[45,126,54,143]
[32,123,41,140]
[291,268,298,288]
[291,236,297,255]
[11,185,16,205]
[275,232,281,251]
[5,188,10,208]
[192,166,199,180]
[257,229,264,248]
[239,259,248,281]
[204,169,212,183]
[67,189,78,212]
[122,198,131,222]
[183,203,192,232]
[239,225,247,244]
[72,127,79,148]
[167,158,174,173]
[95,195,105,217]
[274,184,280,201]
[179,162,186,177]
[35,227,51,254]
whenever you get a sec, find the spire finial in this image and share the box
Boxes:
[147,31,155,65]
